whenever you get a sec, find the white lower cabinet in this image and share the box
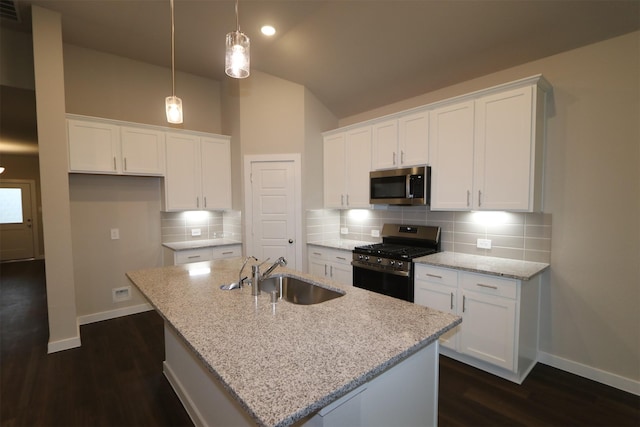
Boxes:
[414,263,540,383]
[308,246,353,286]
[164,244,242,266]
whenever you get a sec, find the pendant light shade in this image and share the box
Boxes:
[166,0,183,123]
[225,0,250,78]
[225,31,250,78]
[165,95,183,124]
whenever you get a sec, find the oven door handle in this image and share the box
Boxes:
[351,261,410,277]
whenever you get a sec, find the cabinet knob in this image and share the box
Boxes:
[288,239,294,244]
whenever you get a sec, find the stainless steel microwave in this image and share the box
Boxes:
[369,166,430,206]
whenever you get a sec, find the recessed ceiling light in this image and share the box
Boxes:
[261,25,276,36]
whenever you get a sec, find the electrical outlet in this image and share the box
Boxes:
[110,228,120,240]
[340,227,348,235]
[477,238,492,249]
[371,230,380,237]
[112,286,131,302]
[191,228,202,237]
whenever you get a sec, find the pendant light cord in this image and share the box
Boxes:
[235,0,240,32]
[170,0,176,97]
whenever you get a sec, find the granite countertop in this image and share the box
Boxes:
[307,239,375,251]
[414,251,549,280]
[126,258,460,427]
[162,238,242,251]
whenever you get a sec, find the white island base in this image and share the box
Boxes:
[163,324,440,427]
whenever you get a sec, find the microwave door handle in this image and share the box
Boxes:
[406,175,413,198]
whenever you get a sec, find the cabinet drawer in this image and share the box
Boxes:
[308,246,351,265]
[460,272,517,299]
[326,249,351,265]
[414,265,458,287]
[212,245,241,259]
[175,248,213,264]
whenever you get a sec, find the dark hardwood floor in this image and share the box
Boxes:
[2,260,639,426]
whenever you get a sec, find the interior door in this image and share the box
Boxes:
[0,182,35,261]
[249,161,297,267]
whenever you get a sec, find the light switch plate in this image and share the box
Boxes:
[477,238,492,249]
[340,227,348,235]
[371,230,380,237]
[191,228,202,237]
[110,228,120,240]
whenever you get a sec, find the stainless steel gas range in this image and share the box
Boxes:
[352,224,441,302]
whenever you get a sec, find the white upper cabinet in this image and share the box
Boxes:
[68,116,165,176]
[120,126,165,175]
[323,126,372,209]
[474,86,542,211]
[200,136,232,210]
[430,76,549,212]
[371,119,398,170]
[68,118,121,174]
[164,132,232,211]
[371,110,429,170]
[429,100,475,210]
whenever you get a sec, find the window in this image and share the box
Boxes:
[0,188,23,224]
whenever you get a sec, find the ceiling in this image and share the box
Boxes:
[1,0,639,153]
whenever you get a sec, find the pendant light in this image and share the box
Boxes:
[165,0,183,123]
[225,0,250,78]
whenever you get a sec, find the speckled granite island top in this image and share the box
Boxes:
[126,258,460,427]
[414,251,549,280]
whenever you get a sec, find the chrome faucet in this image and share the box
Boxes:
[238,256,257,288]
[251,257,287,296]
[261,257,287,280]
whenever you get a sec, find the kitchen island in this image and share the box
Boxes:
[126,258,460,427]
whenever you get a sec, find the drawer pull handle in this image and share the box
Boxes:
[476,283,498,290]
[426,273,442,279]
[450,292,454,310]
[222,251,233,255]
[313,252,322,256]
[187,255,201,259]
[462,295,466,313]
[336,256,346,261]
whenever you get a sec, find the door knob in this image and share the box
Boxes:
[288,239,294,244]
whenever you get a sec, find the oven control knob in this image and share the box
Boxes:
[390,260,395,266]
[358,255,364,260]
[376,258,382,264]
[397,261,403,268]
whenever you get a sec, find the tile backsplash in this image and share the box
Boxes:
[161,210,242,243]
[307,207,551,263]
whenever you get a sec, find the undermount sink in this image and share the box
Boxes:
[259,275,344,305]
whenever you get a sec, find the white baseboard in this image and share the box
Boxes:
[48,334,81,353]
[538,351,640,396]
[77,303,154,326]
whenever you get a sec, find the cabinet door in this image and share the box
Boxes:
[398,111,429,167]
[68,119,120,173]
[323,133,347,208]
[345,126,372,208]
[474,86,535,211]
[459,290,516,371]
[429,101,475,210]
[308,256,328,278]
[201,137,232,210]
[165,133,202,211]
[371,119,398,170]
[414,280,458,349]
[328,262,352,285]
[120,126,165,176]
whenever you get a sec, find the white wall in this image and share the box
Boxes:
[341,32,640,387]
[32,6,80,353]
[63,44,222,133]
[69,175,162,319]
